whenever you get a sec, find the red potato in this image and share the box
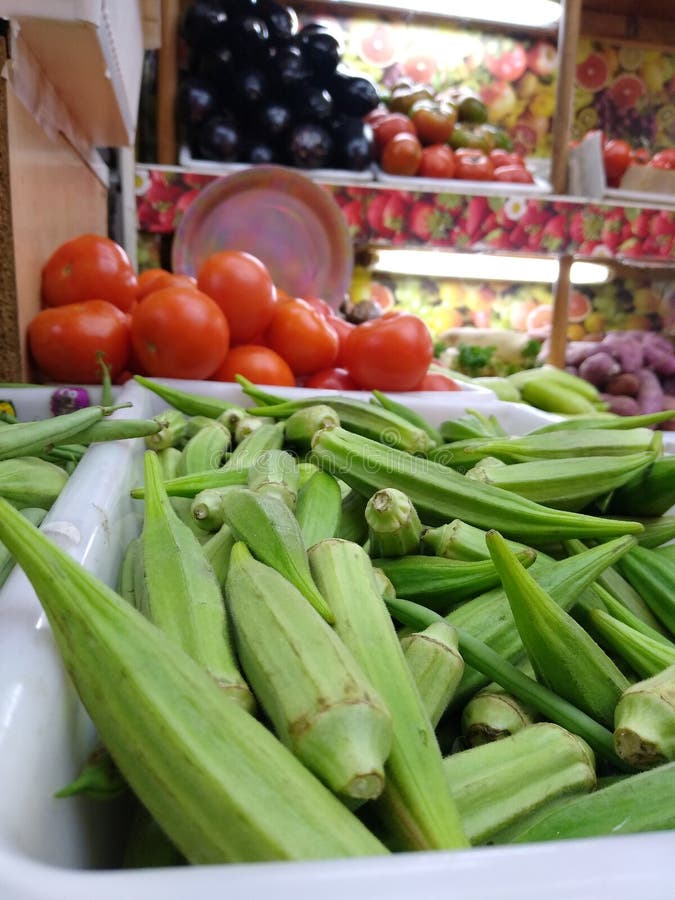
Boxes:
[605,372,640,397]
[577,351,620,387]
[636,368,665,415]
[659,396,675,431]
[598,333,644,373]
[601,394,640,417]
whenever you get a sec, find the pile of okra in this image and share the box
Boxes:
[0,370,673,866]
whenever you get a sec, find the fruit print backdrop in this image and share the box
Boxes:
[574,40,675,151]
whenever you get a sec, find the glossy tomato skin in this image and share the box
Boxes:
[327,314,356,367]
[454,149,494,181]
[372,112,417,152]
[489,149,526,168]
[650,149,675,170]
[380,132,423,176]
[418,144,456,179]
[137,268,197,299]
[342,312,433,392]
[414,371,462,391]
[602,139,632,180]
[264,298,339,375]
[41,234,138,313]
[493,164,534,183]
[27,299,131,384]
[130,286,229,380]
[210,344,296,386]
[196,250,277,345]
[304,367,358,390]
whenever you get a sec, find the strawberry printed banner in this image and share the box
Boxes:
[136,168,675,264]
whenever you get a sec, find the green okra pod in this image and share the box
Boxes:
[190,488,231,532]
[0,457,68,509]
[55,743,127,801]
[461,668,538,747]
[335,488,369,544]
[308,538,469,851]
[370,389,443,446]
[284,404,341,452]
[222,421,285,471]
[130,467,248,500]
[64,417,163,445]
[616,545,675,637]
[0,403,114,460]
[439,411,507,443]
[247,448,299,509]
[443,723,597,845]
[117,536,142,610]
[202,523,235,589]
[372,549,537,615]
[589,608,675,679]
[234,415,276,445]
[430,427,662,468]
[295,469,343,549]
[248,396,437,455]
[486,530,631,729]
[176,420,231,476]
[607,456,675,518]
[400,620,464,728]
[632,515,675,549]
[140,450,254,710]
[0,506,47,588]
[221,488,334,623]
[506,762,675,844]
[590,583,675,650]
[613,665,675,769]
[144,409,189,451]
[310,426,643,542]
[226,542,393,801]
[365,488,423,559]
[530,409,675,433]
[0,498,387,863]
[421,519,532,562]
[464,452,656,513]
[133,374,240,419]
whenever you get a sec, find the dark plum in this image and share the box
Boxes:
[329,69,380,117]
[180,1,232,51]
[229,14,271,62]
[260,0,299,43]
[177,77,219,127]
[294,86,334,121]
[243,140,279,164]
[270,44,313,91]
[198,44,236,84]
[296,27,342,79]
[198,115,241,161]
[259,102,294,139]
[288,122,334,169]
[332,120,375,171]
[232,67,271,109]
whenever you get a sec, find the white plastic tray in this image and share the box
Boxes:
[0,381,671,900]
[373,161,551,196]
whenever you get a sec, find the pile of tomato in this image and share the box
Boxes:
[28,234,461,393]
[599,138,675,187]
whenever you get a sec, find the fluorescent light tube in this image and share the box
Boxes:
[372,249,610,284]
[321,0,562,29]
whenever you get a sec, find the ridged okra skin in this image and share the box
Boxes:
[613,665,675,770]
[247,448,299,509]
[295,469,343,549]
[140,451,254,711]
[400,621,464,728]
[442,723,597,844]
[0,498,389,864]
[366,488,423,559]
[308,538,469,852]
[310,426,643,542]
[589,608,675,679]
[461,677,538,747]
[506,761,675,843]
[616,545,675,638]
[226,542,393,801]
[0,457,68,509]
[446,536,636,710]
[486,530,631,729]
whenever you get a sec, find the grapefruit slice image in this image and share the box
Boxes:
[576,53,609,91]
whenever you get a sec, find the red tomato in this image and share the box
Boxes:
[301,296,335,319]
[210,344,295,386]
[409,101,457,146]
[327,314,356,367]
[41,234,138,313]
[304,367,358,390]
[489,149,526,168]
[493,164,535,183]
[27,299,131,384]
[130,287,229,379]
[372,113,417,152]
[197,250,277,344]
[630,147,650,165]
[137,268,197,299]
[342,312,433,392]
[453,149,494,181]
[264,298,339,375]
[380,132,423,177]
[414,371,462,391]
[602,139,632,180]
[649,149,675,170]
[417,144,456,179]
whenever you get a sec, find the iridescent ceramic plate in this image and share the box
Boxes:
[172,166,354,308]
